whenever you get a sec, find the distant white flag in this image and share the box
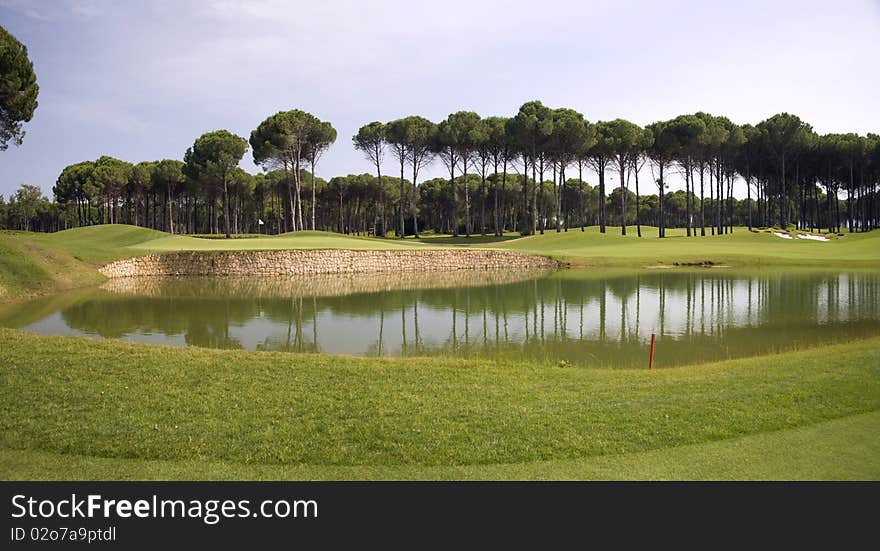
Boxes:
[258,219,265,225]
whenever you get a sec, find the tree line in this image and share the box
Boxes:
[2,103,878,237]
[353,104,879,238]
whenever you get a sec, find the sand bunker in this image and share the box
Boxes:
[796,234,829,242]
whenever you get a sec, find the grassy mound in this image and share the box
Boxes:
[44,224,166,265]
[0,226,427,300]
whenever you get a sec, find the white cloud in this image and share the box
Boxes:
[0,0,105,19]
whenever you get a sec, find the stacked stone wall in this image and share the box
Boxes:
[99,249,557,278]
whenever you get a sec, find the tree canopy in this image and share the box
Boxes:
[30,101,879,239]
[186,129,247,238]
[0,25,39,150]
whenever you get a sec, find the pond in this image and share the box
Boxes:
[1,269,878,368]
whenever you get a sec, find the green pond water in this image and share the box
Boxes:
[2,269,878,368]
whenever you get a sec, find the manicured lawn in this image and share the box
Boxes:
[2,225,878,480]
[3,411,875,480]
[0,226,428,299]
[131,230,430,253]
[414,232,524,245]
[0,232,104,299]
[3,224,878,300]
[1,329,877,480]
[489,226,880,267]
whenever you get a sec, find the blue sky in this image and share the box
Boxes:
[1,0,878,199]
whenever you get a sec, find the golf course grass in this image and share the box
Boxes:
[2,224,879,301]
[0,225,424,299]
[492,226,880,267]
[1,330,878,480]
[1,224,878,480]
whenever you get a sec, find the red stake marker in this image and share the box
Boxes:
[649,333,656,370]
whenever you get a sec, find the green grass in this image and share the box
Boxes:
[3,411,875,480]
[0,232,105,299]
[414,232,524,245]
[488,226,880,267]
[2,224,878,480]
[132,230,429,253]
[1,329,878,480]
[0,226,431,300]
[3,224,878,301]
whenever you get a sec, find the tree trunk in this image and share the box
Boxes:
[619,159,626,236]
[412,160,420,239]
[709,163,715,235]
[480,159,487,236]
[311,154,317,231]
[451,154,458,237]
[780,154,787,228]
[579,161,585,231]
[167,182,174,235]
[685,162,691,237]
[560,165,566,232]
[338,193,344,233]
[634,158,642,238]
[717,159,723,234]
[286,163,295,233]
[727,171,733,233]
[501,158,508,235]
[295,157,305,232]
[598,164,606,234]
[464,151,471,237]
[531,158,538,235]
[658,163,665,238]
[222,171,231,238]
[847,163,854,232]
[493,156,500,236]
[375,163,384,237]
[747,177,752,231]
[521,157,529,234]
[399,157,406,238]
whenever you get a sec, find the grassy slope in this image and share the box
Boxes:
[0,226,424,300]
[1,329,878,480]
[0,225,174,299]
[0,232,102,299]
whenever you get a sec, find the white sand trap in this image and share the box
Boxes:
[796,234,829,242]
[773,232,793,239]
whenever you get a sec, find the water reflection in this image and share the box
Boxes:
[2,270,878,368]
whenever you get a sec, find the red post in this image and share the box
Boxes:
[649,333,656,370]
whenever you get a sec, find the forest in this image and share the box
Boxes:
[2,103,878,237]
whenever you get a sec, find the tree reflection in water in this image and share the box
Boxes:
[2,270,878,368]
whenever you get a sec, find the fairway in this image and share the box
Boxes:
[1,330,878,480]
[490,226,880,267]
[3,224,879,301]
[127,231,431,253]
[1,225,879,481]
[2,412,876,481]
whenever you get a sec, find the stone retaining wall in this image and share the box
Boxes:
[99,249,557,278]
[100,268,550,298]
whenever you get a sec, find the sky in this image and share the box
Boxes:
[1,0,879,199]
